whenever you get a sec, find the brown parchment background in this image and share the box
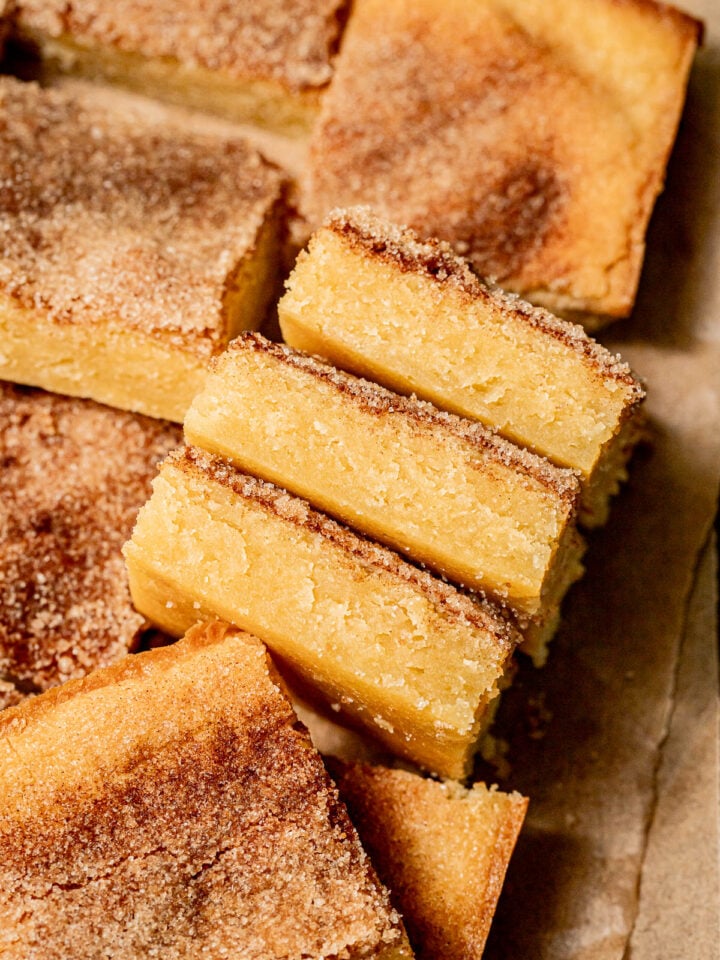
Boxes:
[36,0,720,953]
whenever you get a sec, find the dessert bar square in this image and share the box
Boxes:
[0,383,180,703]
[305,0,700,321]
[0,78,286,422]
[0,621,411,958]
[279,208,646,527]
[14,0,350,135]
[123,446,518,778]
[333,762,527,960]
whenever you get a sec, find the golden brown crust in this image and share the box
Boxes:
[15,0,350,91]
[326,207,646,398]
[0,383,181,700]
[331,761,527,960]
[228,332,581,505]
[0,622,408,958]
[306,0,700,317]
[177,445,519,648]
[0,77,285,358]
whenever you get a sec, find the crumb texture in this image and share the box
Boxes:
[0,383,180,697]
[177,446,517,644]
[222,333,581,502]
[0,623,406,958]
[323,208,645,387]
[0,78,284,357]
[16,0,348,90]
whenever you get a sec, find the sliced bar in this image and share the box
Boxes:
[279,208,646,527]
[305,0,700,321]
[14,0,350,135]
[123,447,518,778]
[332,761,528,960]
[185,333,583,618]
[0,621,411,958]
[0,78,286,422]
[0,383,180,704]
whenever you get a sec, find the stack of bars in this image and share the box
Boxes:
[124,209,646,950]
[0,0,701,955]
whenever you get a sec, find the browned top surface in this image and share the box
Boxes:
[326,207,645,398]
[0,78,285,357]
[226,332,581,506]
[175,445,520,647]
[16,0,349,90]
[0,622,405,958]
[306,0,700,316]
[333,761,528,960]
[0,382,180,697]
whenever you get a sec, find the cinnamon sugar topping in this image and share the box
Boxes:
[16,0,349,91]
[0,78,285,357]
[0,383,180,699]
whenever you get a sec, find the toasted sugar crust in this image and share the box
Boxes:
[306,0,701,317]
[326,207,645,403]
[332,761,528,960]
[228,333,581,506]
[0,383,180,697]
[0,78,285,358]
[15,0,350,91]
[177,445,519,648]
[0,622,408,959]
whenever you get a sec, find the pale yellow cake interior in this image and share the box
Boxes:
[124,450,516,778]
[279,222,644,526]
[0,209,282,423]
[30,32,321,137]
[334,763,528,960]
[185,337,582,617]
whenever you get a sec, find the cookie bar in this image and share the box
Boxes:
[123,446,519,778]
[0,78,286,422]
[332,761,527,960]
[0,383,180,703]
[184,333,584,618]
[279,208,646,527]
[305,0,700,321]
[14,0,349,135]
[0,621,411,958]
